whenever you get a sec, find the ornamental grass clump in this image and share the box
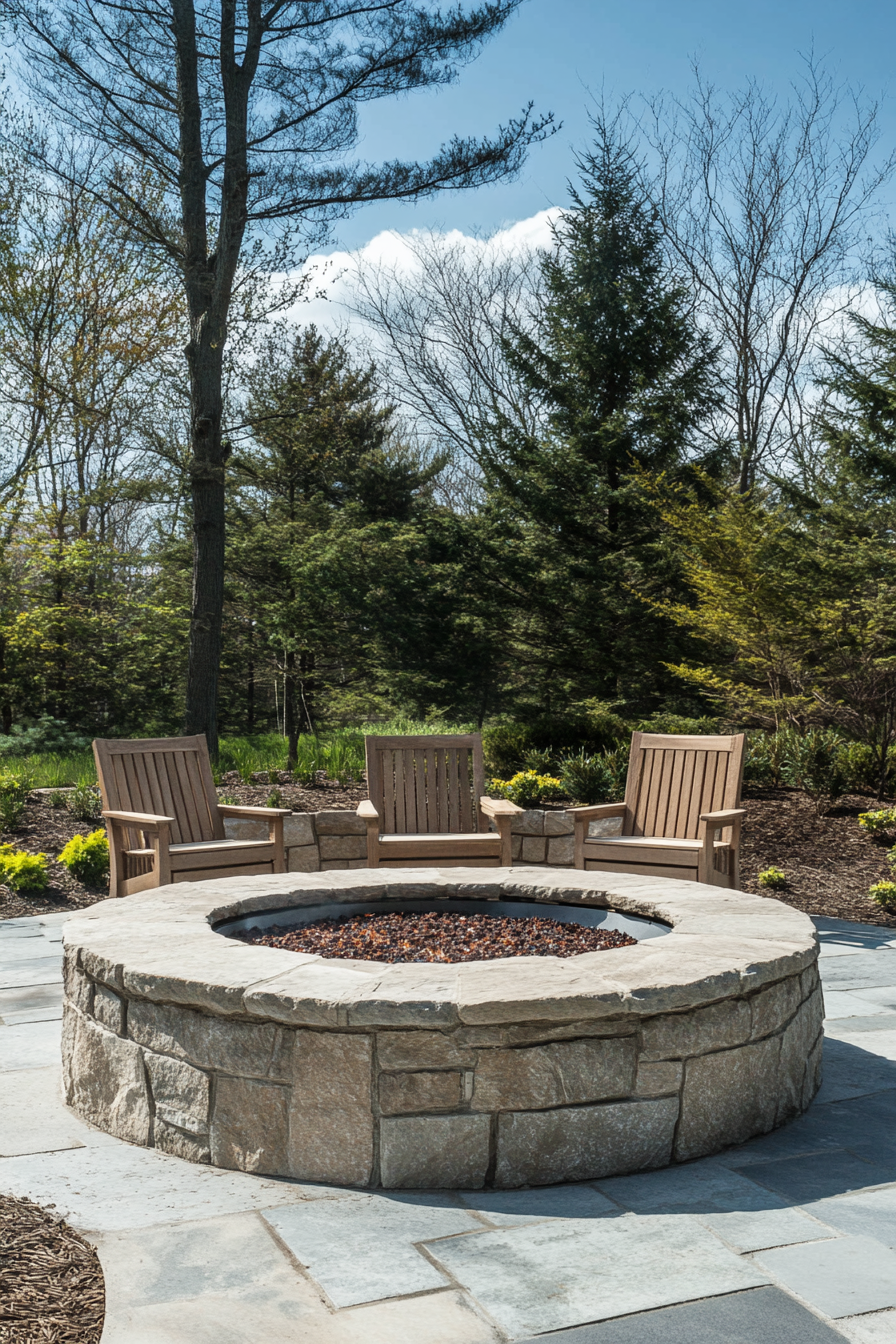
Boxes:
[0,844,48,891]
[490,770,563,808]
[59,830,109,887]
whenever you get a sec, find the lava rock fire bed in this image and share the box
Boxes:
[231,907,638,962]
[60,867,822,1191]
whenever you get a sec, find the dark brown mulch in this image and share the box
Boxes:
[233,910,638,963]
[739,788,896,927]
[0,1193,104,1343]
[216,773,367,812]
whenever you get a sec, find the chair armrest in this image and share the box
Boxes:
[357,800,379,820]
[569,802,626,821]
[217,805,292,819]
[102,809,174,829]
[479,796,523,817]
[698,801,752,822]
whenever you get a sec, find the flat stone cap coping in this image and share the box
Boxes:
[62,868,818,1030]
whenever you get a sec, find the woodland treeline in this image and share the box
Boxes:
[3,59,896,779]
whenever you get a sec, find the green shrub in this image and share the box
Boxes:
[634,713,721,736]
[483,724,533,777]
[0,773,31,831]
[558,750,612,805]
[0,844,48,891]
[743,733,780,787]
[858,808,896,834]
[779,728,847,812]
[0,716,91,758]
[266,787,283,808]
[870,880,896,909]
[64,783,101,823]
[58,830,110,887]
[523,747,558,775]
[601,746,629,798]
[758,866,787,890]
[490,771,563,808]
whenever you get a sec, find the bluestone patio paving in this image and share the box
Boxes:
[8,910,896,1340]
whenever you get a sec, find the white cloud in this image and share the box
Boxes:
[284,207,561,334]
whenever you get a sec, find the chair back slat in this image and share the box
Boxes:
[625,733,745,839]
[364,735,485,835]
[93,736,222,845]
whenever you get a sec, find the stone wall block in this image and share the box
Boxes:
[511,835,523,860]
[223,817,269,842]
[379,1070,463,1115]
[153,1118,211,1163]
[472,1036,637,1112]
[512,811,545,837]
[380,1114,490,1188]
[319,834,368,860]
[128,999,293,1081]
[634,1060,683,1097]
[547,835,575,866]
[315,811,366,836]
[777,987,824,1122]
[145,1052,210,1135]
[520,836,547,864]
[456,1019,635,1049]
[801,962,821,1000]
[62,1003,151,1144]
[588,817,623,838]
[288,1031,374,1185]
[287,846,322,873]
[675,1035,781,1161]
[283,813,316,847]
[496,1096,678,1187]
[211,1075,289,1175]
[93,984,125,1036]
[544,812,575,836]
[640,998,752,1061]
[750,976,802,1040]
[377,1031,477,1070]
[63,951,93,1015]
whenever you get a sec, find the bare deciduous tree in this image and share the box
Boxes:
[6,0,551,749]
[640,61,894,489]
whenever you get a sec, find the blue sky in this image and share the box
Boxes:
[331,0,896,250]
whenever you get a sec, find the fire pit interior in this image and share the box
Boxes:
[221,896,668,962]
[61,868,823,1190]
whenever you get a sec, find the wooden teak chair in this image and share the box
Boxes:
[572,732,746,887]
[94,735,290,898]
[358,734,521,867]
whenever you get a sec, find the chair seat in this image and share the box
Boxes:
[377,832,500,858]
[126,839,277,872]
[584,835,731,853]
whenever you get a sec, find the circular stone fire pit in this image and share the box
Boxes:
[61,868,822,1190]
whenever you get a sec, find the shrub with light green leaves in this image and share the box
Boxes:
[0,844,48,891]
[758,866,787,890]
[489,771,563,809]
[59,830,109,887]
[859,809,896,834]
[870,880,896,909]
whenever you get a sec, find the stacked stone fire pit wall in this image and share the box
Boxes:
[61,869,822,1190]
[224,808,587,871]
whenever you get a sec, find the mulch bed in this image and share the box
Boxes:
[3,780,896,929]
[233,909,638,963]
[0,1193,104,1343]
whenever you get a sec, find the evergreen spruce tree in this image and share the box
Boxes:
[483,119,719,713]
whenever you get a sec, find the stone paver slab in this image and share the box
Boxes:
[757,1234,896,1318]
[596,1159,831,1252]
[262,1192,480,1307]
[514,1285,849,1342]
[827,1016,896,1034]
[0,1142,319,1231]
[839,1308,896,1342]
[459,1183,616,1226]
[806,1188,896,1249]
[0,941,64,965]
[818,954,896,990]
[0,1018,61,1071]
[426,1213,769,1337]
[0,1066,104,1156]
[815,1038,896,1104]
[737,1149,896,1203]
[823,991,896,1019]
[0,958,63,990]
